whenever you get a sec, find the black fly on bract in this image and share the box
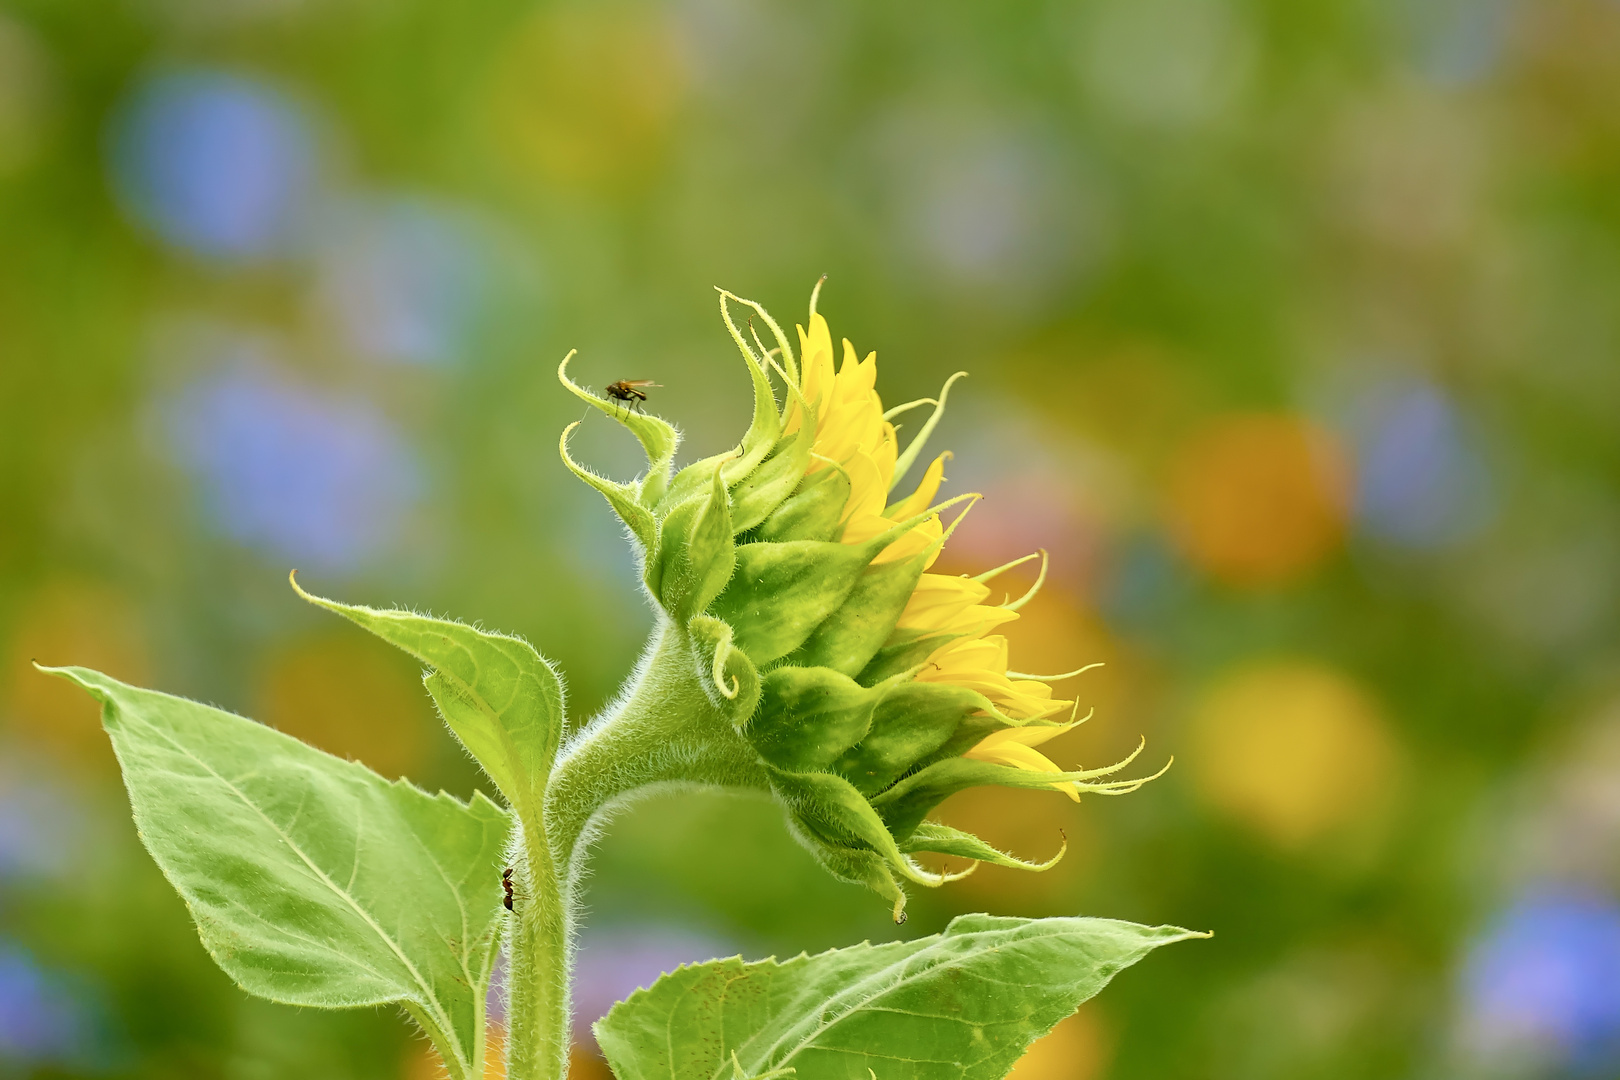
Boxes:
[603,379,659,414]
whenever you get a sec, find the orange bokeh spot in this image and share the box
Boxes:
[1187,659,1400,849]
[402,1032,611,1080]
[2,578,151,772]
[1166,414,1350,587]
[486,4,686,190]
[1008,1006,1113,1080]
[256,631,436,781]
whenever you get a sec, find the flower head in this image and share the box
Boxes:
[558,282,1163,918]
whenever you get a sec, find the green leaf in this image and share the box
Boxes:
[595,912,1204,1080]
[44,666,509,1080]
[290,577,564,838]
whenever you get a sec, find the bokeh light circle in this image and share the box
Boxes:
[1167,414,1350,587]
[1188,659,1399,848]
[108,69,316,260]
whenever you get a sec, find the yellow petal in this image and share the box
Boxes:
[897,575,999,632]
[982,723,1074,750]
[788,296,1088,760]
[886,452,950,522]
[789,314,837,435]
[873,421,899,492]
[965,731,1082,801]
[840,450,888,522]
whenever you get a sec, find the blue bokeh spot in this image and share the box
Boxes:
[162,353,423,573]
[1462,889,1620,1075]
[318,197,490,367]
[109,69,316,260]
[1353,379,1493,549]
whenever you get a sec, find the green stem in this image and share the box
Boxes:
[547,620,768,880]
[504,816,570,1080]
[504,618,766,1080]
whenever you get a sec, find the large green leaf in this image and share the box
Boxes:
[595,913,1202,1080]
[44,666,510,1080]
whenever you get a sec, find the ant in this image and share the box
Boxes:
[502,866,515,912]
[603,379,659,414]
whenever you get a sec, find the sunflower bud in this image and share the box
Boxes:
[557,282,1163,919]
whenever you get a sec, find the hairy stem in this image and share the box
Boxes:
[505,618,765,1080]
[503,816,570,1080]
[548,619,769,882]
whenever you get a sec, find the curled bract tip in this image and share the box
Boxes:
[1003,548,1050,612]
[288,569,318,605]
[1041,832,1068,871]
[936,860,980,884]
[711,638,739,700]
[1076,748,1174,797]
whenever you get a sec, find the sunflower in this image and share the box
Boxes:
[553,280,1164,916]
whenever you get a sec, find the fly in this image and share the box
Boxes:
[603,379,659,414]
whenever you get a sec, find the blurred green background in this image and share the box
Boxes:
[5,0,1620,1077]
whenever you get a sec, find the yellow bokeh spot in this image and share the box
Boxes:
[2,578,151,772]
[486,4,686,190]
[1166,414,1350,587]
[1188,660,1399,849]
[256,631,435,781]
[1008,1007,1112,1080]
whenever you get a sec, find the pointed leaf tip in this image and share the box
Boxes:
[289,581,565,834]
